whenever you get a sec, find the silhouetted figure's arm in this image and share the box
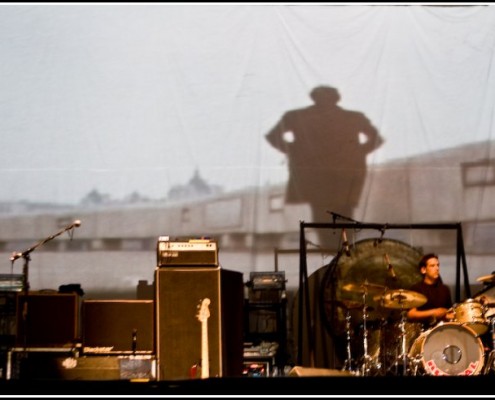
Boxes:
[265,112,293,154]
[356,115,384,154]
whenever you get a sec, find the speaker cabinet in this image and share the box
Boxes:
[7,349,155,380]
[155,267,244,380]
[16,291,79,347]
[81,300,154,353]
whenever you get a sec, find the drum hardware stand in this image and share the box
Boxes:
[388,307,411,376]
[341,280,387,376]
[358,285,374,376]
[409,354,423,376]
[482,315,495,375]
[341,308,355,373]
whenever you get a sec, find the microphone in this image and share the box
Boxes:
[10,252,23,262]
[67,220,81,240]
[384,253,397,280]
[342,229,351,257]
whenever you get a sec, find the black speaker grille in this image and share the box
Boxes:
[81,300,154,353]
[155,267,243,380]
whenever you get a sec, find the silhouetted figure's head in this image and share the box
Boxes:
[309,86,340,105]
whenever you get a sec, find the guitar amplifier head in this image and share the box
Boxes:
[249,271,286,290]
[156,236,218,267]
[247,272,286,303]
[0,274,24,292]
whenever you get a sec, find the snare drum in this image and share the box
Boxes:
[453,299,488,335]
[408,322,484,376]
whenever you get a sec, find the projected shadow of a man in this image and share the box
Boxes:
[265,86,384,249]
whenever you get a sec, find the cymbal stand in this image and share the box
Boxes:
[483,315,495,375]
[341,307,354,373]
[358,287,373,376]
[389,307,410,376]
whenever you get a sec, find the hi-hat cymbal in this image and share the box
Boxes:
[342,282,386,294]
[379,289,427,309]
[476,273,495,284]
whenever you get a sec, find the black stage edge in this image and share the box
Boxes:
[1,376,495,396]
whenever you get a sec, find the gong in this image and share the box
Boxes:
[320,238,423,338]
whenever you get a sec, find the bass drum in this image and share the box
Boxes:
[408,322,484,376]
[320,238,424,364]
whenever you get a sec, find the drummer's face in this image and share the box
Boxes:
[423,257,440,281]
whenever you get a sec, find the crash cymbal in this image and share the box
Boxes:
[476,273,495,284]
[379,289,427,310]
[342,282,387,295]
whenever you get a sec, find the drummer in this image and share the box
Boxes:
[407,253,455,330]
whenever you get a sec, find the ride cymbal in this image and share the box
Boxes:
[379,289,427,309]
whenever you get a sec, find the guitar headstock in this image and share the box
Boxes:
[197,297,211,322]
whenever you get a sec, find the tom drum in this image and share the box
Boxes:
[453,299,488,336]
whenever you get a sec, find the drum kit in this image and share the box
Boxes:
[339,281,428,376]
[337,273,495,377]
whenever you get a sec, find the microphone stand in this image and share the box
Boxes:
[20,254,31,352]
[10,220,81,355]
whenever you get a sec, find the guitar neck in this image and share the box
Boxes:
[201,319,209,378]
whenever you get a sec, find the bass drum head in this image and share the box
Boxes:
[415,322,484,376]
[321,238,424,338]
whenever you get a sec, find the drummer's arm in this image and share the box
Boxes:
[407,307,452,324]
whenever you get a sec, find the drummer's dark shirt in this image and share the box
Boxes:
[409,279,453,327]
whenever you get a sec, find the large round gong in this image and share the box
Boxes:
[321,238,423,338]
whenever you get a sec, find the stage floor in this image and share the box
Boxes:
[1,375,494,396]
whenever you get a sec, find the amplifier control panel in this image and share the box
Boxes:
[156,237,218,267]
